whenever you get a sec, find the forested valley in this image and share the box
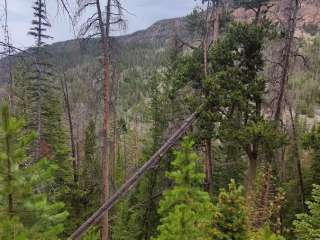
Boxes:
[0,0,320,239]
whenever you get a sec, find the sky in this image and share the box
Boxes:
[1,0,199,49]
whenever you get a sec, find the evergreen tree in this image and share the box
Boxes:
[152,137,219,240]
[27,0,53,158]
[205,21,284,186]
[249,226,285,240]
[112,73,172,240]
[215,180,247,240]
[68,119,100,233]
[303,126,320,187]
[0,103,68,239]
[293,184,320,240]
[83,119,100,191]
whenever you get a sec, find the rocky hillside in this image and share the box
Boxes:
[233,0,320,38]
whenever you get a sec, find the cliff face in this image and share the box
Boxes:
[117,17,189,45]
[119,0,320,46]
[233,0,320,38]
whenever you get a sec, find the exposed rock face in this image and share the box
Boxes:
[232,0,320,38]
[118,17,189,45]
[119,0,320,46]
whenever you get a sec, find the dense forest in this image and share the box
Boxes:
[0,0,320,239]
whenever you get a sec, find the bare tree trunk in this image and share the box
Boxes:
[133,116,139,167]
[123,133,128,180]
[289,106,306,211]
[202,1,214,194]
[5,133,13,215]
[110,73,119,192]
[60,74,78,182]
[246,144,258,191]
[213,4,222,43]
[94,0,112,238]
[204,139,213,195]
[35,0,45,160]
[274,0,299,121]
[102,0,111,238]
[36,69,42,160]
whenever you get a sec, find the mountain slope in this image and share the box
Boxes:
[1,0,320,86]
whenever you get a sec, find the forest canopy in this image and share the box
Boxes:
[0,0,320,239]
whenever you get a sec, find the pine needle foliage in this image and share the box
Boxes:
[152,137,219,240]
[293,184,320,240]
[0,103,68,239]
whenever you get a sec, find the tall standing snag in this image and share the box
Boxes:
[76,1,125,238]
[273,0,300,121]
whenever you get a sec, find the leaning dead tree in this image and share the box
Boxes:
[271,0,306,212]
[75,0,125,239]
[273,0,300,121]
[69,105,205,239]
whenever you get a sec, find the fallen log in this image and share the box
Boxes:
[69,105,205,239]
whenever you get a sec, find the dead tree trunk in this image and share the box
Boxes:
[69,106,205,239]
[274,0,299,121]
[97,0,111,238]
[246,144,258,191]
[289,106,306,211]
[212,2,223,43]
[204,139,213,195]
[76,0,125,234]
[202,1,214,194]
[91,0,112,238]
[60,74,78,182]
[5,131,13,215]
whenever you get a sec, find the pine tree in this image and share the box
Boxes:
[293,184,320,240]
[0,103,68,239]
[83,119,99,190]
[205,21,284,187]
[27,0,53,159]
[25,0,71,195]
[249,226,285,240]
[112,74,171,240]
[215,180,247,240]
[303,126,320,187]
[152,137,219,240]
[69,119,100,231]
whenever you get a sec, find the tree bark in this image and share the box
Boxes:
[246,144,258,191]
[95,0,112,239]
[5,131,13,215]
[202,1,214,194]
[213,4,222,43]
[204,139,213,195]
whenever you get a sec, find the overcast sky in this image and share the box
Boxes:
[1,0,199,48]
